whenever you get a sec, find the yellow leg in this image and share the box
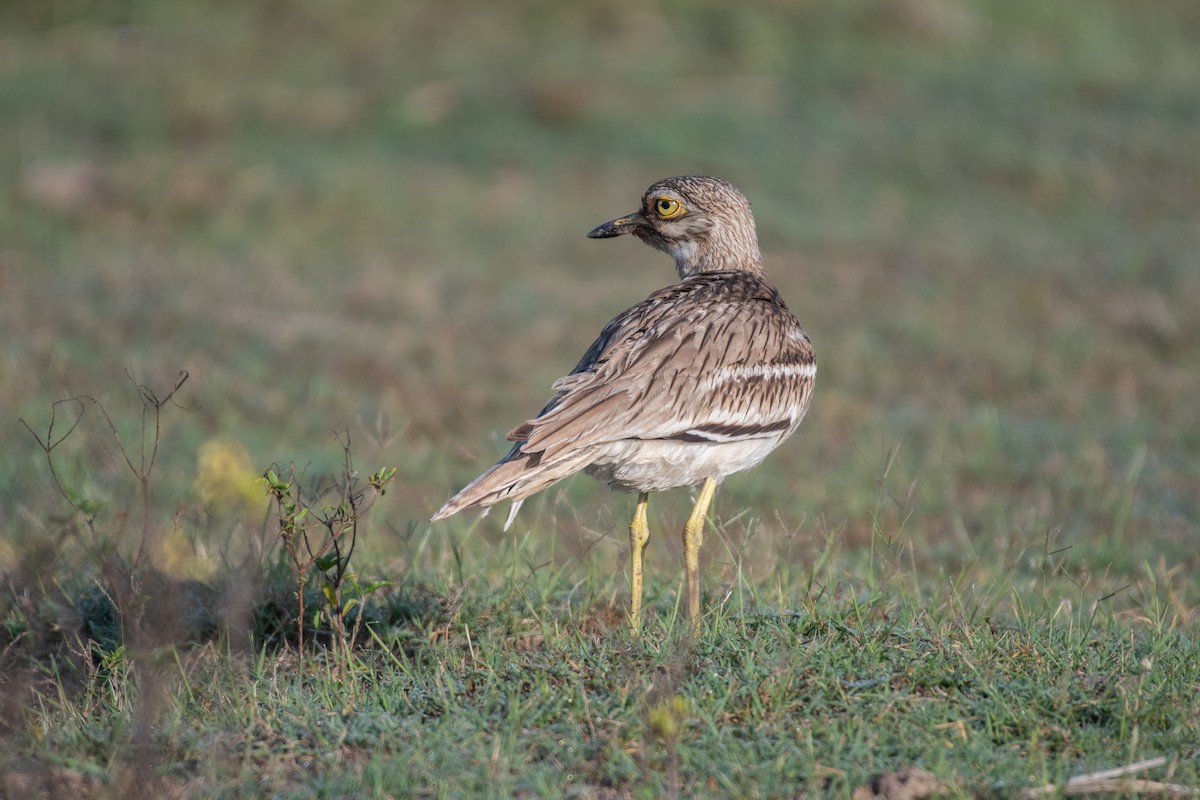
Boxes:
[629,492,651,634]
[683,477,718,632]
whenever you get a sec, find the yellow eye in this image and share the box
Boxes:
[653,197,685,219]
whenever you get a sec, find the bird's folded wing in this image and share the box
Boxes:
[512,279,814,458]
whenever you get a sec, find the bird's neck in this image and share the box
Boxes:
[671,242,765,279]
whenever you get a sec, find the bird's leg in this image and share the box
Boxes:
[629,492,651,634]
[682,477,718,632]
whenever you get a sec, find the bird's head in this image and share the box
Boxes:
[587,175,763,279]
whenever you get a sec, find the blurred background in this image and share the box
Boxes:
[2,0,1198,609]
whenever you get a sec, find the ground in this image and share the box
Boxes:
[1,1,1198,797]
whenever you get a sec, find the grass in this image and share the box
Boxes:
[2,0,1199,796]
[5,567,1199,797]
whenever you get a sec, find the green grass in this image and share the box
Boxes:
[2,0,1199,796]
[5,571,1199,797]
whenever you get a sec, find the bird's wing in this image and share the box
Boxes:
[509,272,815,459]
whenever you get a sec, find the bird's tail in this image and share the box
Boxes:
[430,445,593,530]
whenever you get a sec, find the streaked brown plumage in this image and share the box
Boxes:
[432,176,815,632]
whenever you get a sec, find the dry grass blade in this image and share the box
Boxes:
[1020,757,1196,799]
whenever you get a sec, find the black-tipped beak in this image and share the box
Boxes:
[587,211,647,238]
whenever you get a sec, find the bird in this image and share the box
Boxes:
[431,175,816,633]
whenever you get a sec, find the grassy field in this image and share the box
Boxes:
[2,0,1199,797]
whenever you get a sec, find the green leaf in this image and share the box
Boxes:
[370,467,398,491]
[77,497,105,515]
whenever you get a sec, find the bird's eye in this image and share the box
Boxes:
[653,197,684,219]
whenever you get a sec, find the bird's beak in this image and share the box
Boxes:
[587,211,648,238]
